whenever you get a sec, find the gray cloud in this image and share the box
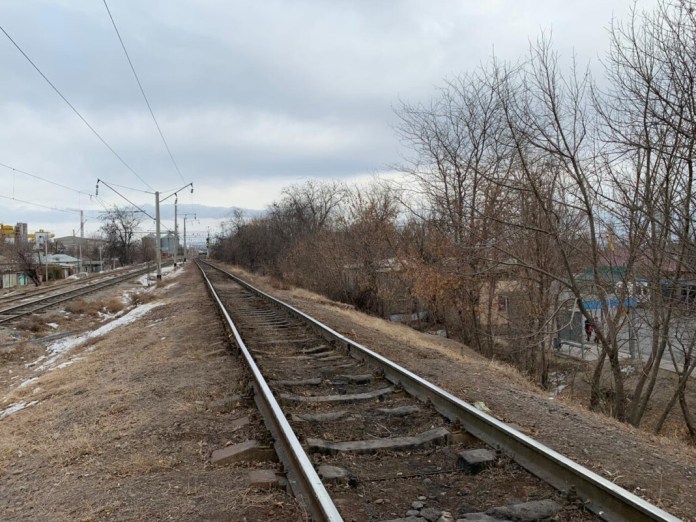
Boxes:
[0,0,656,236]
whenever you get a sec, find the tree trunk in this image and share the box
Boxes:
[590,350,607,411]
[629,331,669,426]
[608,346,627,421]
[678,391,696,442]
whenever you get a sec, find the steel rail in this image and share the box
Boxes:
[201,261,681,522]
[0,264,143,306]
[0,265,156,325]
[196,261,343,522]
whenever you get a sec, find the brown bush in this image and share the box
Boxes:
[65,299,111,316]
[64,299,89,315]
[102,298,125,314]
[128,291,156,307]
[15,318,46,333]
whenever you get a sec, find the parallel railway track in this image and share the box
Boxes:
[0,265,156,325]
[198,260,680,522]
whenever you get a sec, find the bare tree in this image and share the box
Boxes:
[9,241,41,286]
[100,207,143,266]
[395,70,510,353]
[596,0,696,426]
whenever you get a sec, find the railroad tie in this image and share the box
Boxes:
[280,386,395,404]
[306,427,450,455]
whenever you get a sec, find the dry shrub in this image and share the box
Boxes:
[15,318,46,333]
[64,299,90,315]
[270,278,291,291]
[102,297,125,314]
[43,313,63,324]
[128,291,156,306]
[67,298,128,316]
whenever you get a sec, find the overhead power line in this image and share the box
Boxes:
[102,0,186,185]
[0,161,93,197]
[95,178,154,195]
[96,179,155,221]
[0,193,83,215]
[0,23,155,192]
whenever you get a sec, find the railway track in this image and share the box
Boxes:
[0,264,156,325]
[198,260,680,522]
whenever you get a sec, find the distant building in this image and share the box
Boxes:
[54,235,106,258]
[34,230,51,249]
[15,222,27,243]
[0,224,14,242]
[0,222,28,244]
[34,253,81,279]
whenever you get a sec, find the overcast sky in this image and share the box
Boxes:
[0,0,655,239]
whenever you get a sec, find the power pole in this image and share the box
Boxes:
[44,235,48,282]
[182,213,196,262]
[79,210,84,273]
[155,191,162,280]
[156,182,192,274]
[173,196,178,267]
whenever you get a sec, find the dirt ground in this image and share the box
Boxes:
[0,267,304,521]
[2,262,695,521]
[219,262,696,522]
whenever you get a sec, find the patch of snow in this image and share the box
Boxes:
[97,309,125,322]
[36,302,161,372]
[18,377,38,389]
[47,323,59,329]
[53,357,83,370]
[0,400,38,419]
[161,265,177,276]
[25,355,47,368]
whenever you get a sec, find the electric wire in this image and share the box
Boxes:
[96,179,154,195]
[102,0,186,185]
[97,180,155,220]
[0,161,93,197]
[96,180,175,235]
[0,193,83,215]
[0,23,155,192]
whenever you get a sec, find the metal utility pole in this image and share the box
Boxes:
[155,191,162,280]
[173,196,178,267]
[44,236,48,282]
[182,213,196,262]
[158,182,193,274]
[79,210,84,273]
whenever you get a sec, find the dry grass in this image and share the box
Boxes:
[15,317,47,333]
[269,278,291,291]
[113,442,183,476]
[64,296,129,316]
[0,264,305,521]
[101,297,125,314]
[127,290,156,306]
[64,299,96,315]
